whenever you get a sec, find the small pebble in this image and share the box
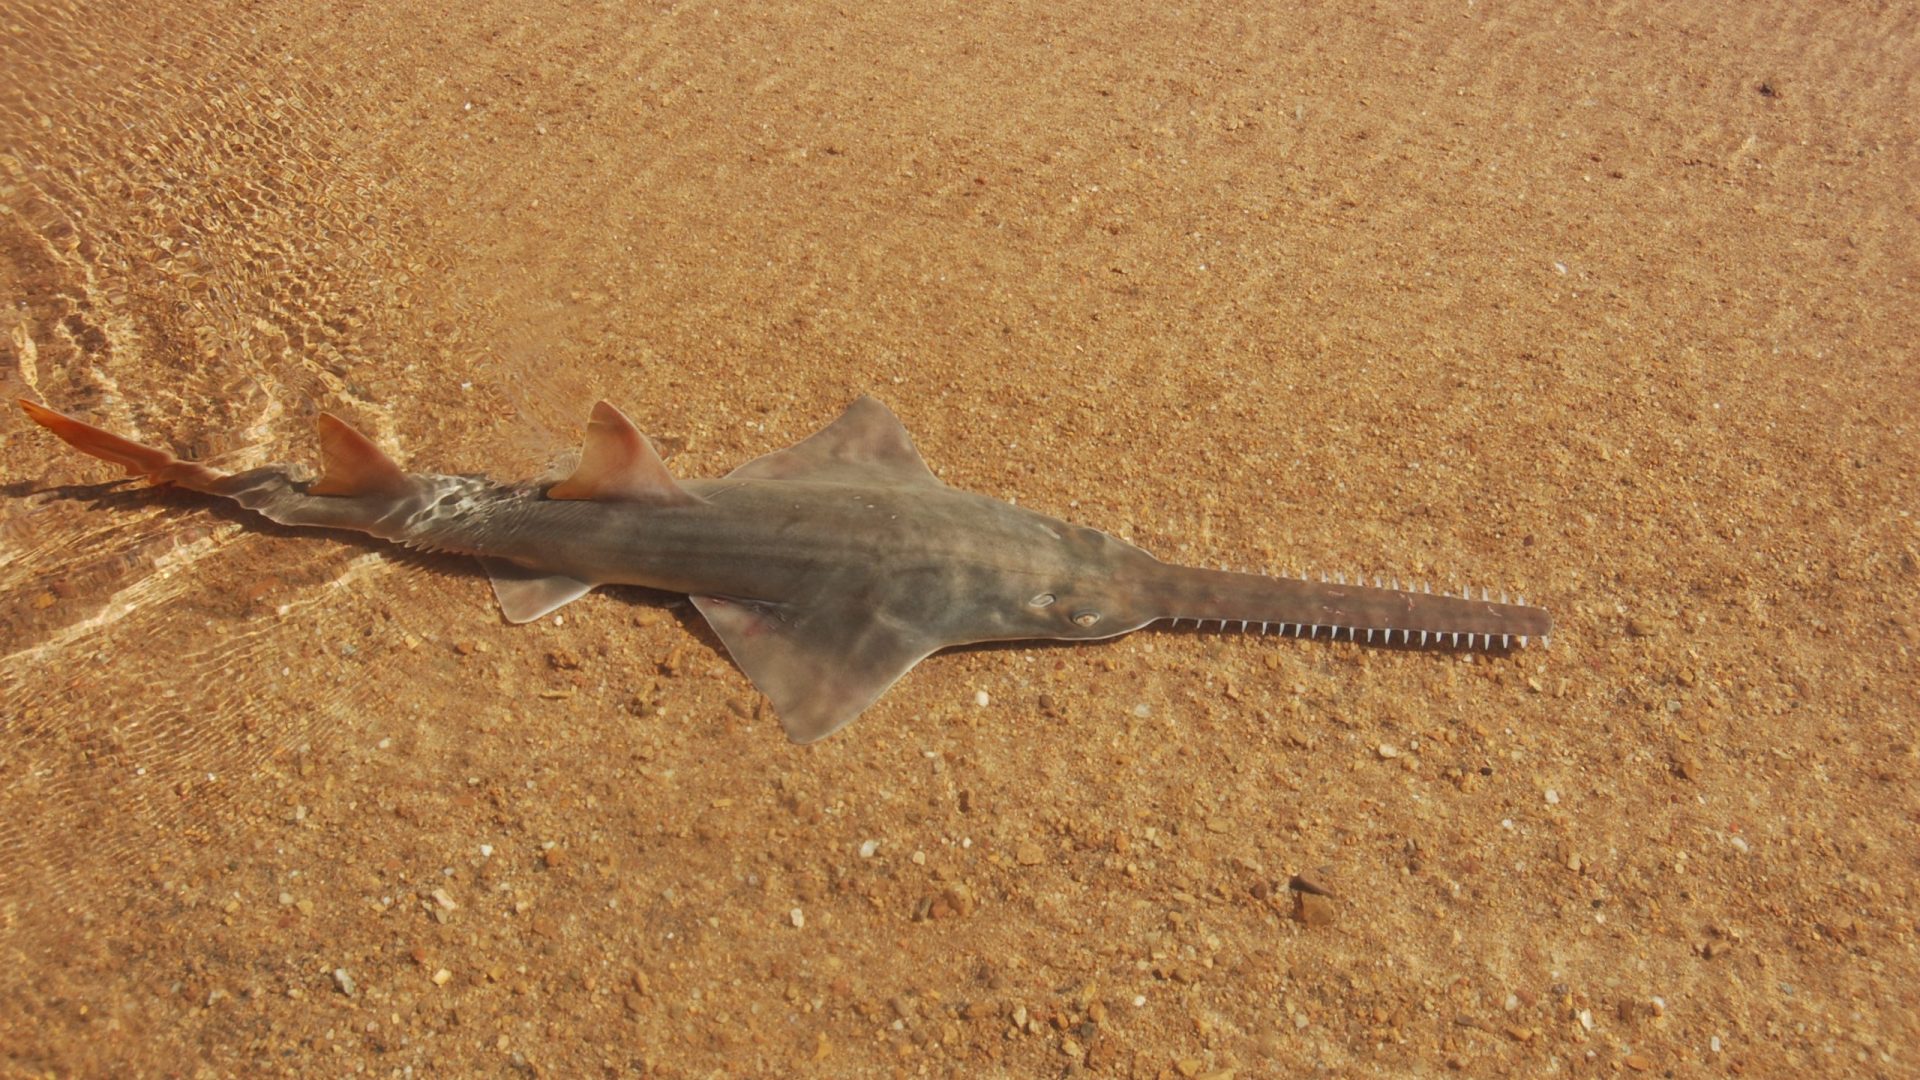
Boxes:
[432,968,452,986]
[332,968,356,997]
[1578,1009,1594,1030]
[480,844,493,858]
[1293,892,1336,928]
[1132,703,1152,718]
[974,690,990,707]
[1730,836,1750,853]
[1377,743,1400,759]
[1545,788,1560,805]
[859,839,880,858]
[789,907,805,928]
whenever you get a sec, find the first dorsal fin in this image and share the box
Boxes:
[310,413,413,498]
[725,395,942,487]
[547,400,701,506]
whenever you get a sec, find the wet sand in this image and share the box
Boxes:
[2,0,1916,1075]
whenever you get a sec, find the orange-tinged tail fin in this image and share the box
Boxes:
[19,398,225,490]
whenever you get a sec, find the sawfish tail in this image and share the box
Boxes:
[1141,562,1550,649]
[19,398,232,493]
[15,398,454,540]
[17,397,664,625]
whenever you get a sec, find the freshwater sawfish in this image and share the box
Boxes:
[19,396,1551,742]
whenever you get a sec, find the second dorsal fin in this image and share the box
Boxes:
[310,413,413,498]
[547,400,701,506]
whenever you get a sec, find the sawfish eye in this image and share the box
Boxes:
[1073,611,1101,627]
[1029,593,1056,608]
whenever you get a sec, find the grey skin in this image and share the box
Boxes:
[20,395,1551,743]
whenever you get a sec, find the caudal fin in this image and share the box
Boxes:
[19,398,226,491]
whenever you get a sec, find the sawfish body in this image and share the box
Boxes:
[19,396,1550,743]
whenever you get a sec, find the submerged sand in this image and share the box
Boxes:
[2,0,1915,1075]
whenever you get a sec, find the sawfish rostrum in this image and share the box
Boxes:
[20,396,1551,743]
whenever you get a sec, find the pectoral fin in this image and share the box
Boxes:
[481,557,595,623]
[691,593,940,744]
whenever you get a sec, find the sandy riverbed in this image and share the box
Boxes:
[2,1,1915,1075]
